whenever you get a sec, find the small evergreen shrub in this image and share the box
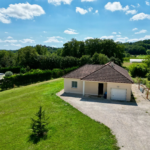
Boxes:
[5,71,13,77]
[31,106,49,137]
[30,106,49,143]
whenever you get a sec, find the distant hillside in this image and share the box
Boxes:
[0,45,62,53]
[122,39,150,55]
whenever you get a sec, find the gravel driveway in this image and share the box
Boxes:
[57,84,150,150]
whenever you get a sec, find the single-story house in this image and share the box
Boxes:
[0,73,5,80]
[130,59,144,63]
[63,62,134,101]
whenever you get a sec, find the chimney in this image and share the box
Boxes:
[110,62,114,67]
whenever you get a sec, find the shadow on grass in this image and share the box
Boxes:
[28,133,48,144]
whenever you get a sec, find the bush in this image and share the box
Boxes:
[129,63,148,77]
[20,68,27,74]
[5,71,13,77]
[0,66,78,90]
[147,72,150,81]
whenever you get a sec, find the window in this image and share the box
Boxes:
[72,81,77,88]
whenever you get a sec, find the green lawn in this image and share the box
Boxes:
[0,79,119,150]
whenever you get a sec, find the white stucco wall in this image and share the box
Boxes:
[64,79,132,101]
[84,81,107,95]
[107,82,132,101]
[64,78,83,94]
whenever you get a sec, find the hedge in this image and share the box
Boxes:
[0,66,78,90]
[0,67,21,73]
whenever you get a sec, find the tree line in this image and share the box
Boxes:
[0,39,125,70]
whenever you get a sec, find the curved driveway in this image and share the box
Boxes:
[57,84,150,150]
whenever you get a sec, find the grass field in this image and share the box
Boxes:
[123,62,144,68]
[136,55,147,59]
[0,78,119,150]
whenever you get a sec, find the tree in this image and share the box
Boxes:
[99,54,110,64]
[30,106,49,140]
[35,45,47,55]
[135,77,142,90]
[146,81,150,99]
[79,55,92,66]
[92,52,99,64]
[17,46,38,68]
[110,57,122,66]
[146,49,150,55]
[144,55,150,68]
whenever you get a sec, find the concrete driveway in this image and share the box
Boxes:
[57,84,150,150]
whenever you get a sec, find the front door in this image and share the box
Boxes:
[98,83,103,95]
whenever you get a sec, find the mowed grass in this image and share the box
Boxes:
[0,79,119,150]
[123,62,144,68]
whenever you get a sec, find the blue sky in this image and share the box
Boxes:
[0,0,150,50]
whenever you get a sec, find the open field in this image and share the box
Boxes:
[123,62,144,68]
[0,78,119,150]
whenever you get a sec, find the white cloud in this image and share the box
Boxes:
[105,2,129,12]
[76,7,88,15]
[128,35,150,42]
[130,13,150,21]
[19,39,35,43]
[126,10,137,15]
[116,35,121,37]
[44,36,63,43]
[119,32,121,34]
[0,3,45,24]
[0,39,18,43]
[137,3,140,7]
[95,10,98,13]
[11,43,22,47]
[132,28,138,31]
[116,37,129,43]
[112,32,117,34]
[88,7,93,12]
[146,1,150,6]
[43,31,47,33]
[81,0,96,2]
[100,35,114,39]
[64,29,78,34]
[5,32,8,34]
[0,13,11,24]
[85,37,93,40]
[135,29,147,34]
[48,0,72,6]
[7,36,12,39]
[131,5,135,8]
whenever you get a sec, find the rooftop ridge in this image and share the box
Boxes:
[108,63,133,83]
[62,64,87,78]
[81,62,110,80]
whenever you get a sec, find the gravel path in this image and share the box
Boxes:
[57,84,150,150]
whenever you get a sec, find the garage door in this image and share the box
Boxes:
[111,89,127,101]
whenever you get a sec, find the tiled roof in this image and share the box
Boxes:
[63,62,133,84]
[63,64,103,79]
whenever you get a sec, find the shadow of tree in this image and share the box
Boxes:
[28,133,48,144]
